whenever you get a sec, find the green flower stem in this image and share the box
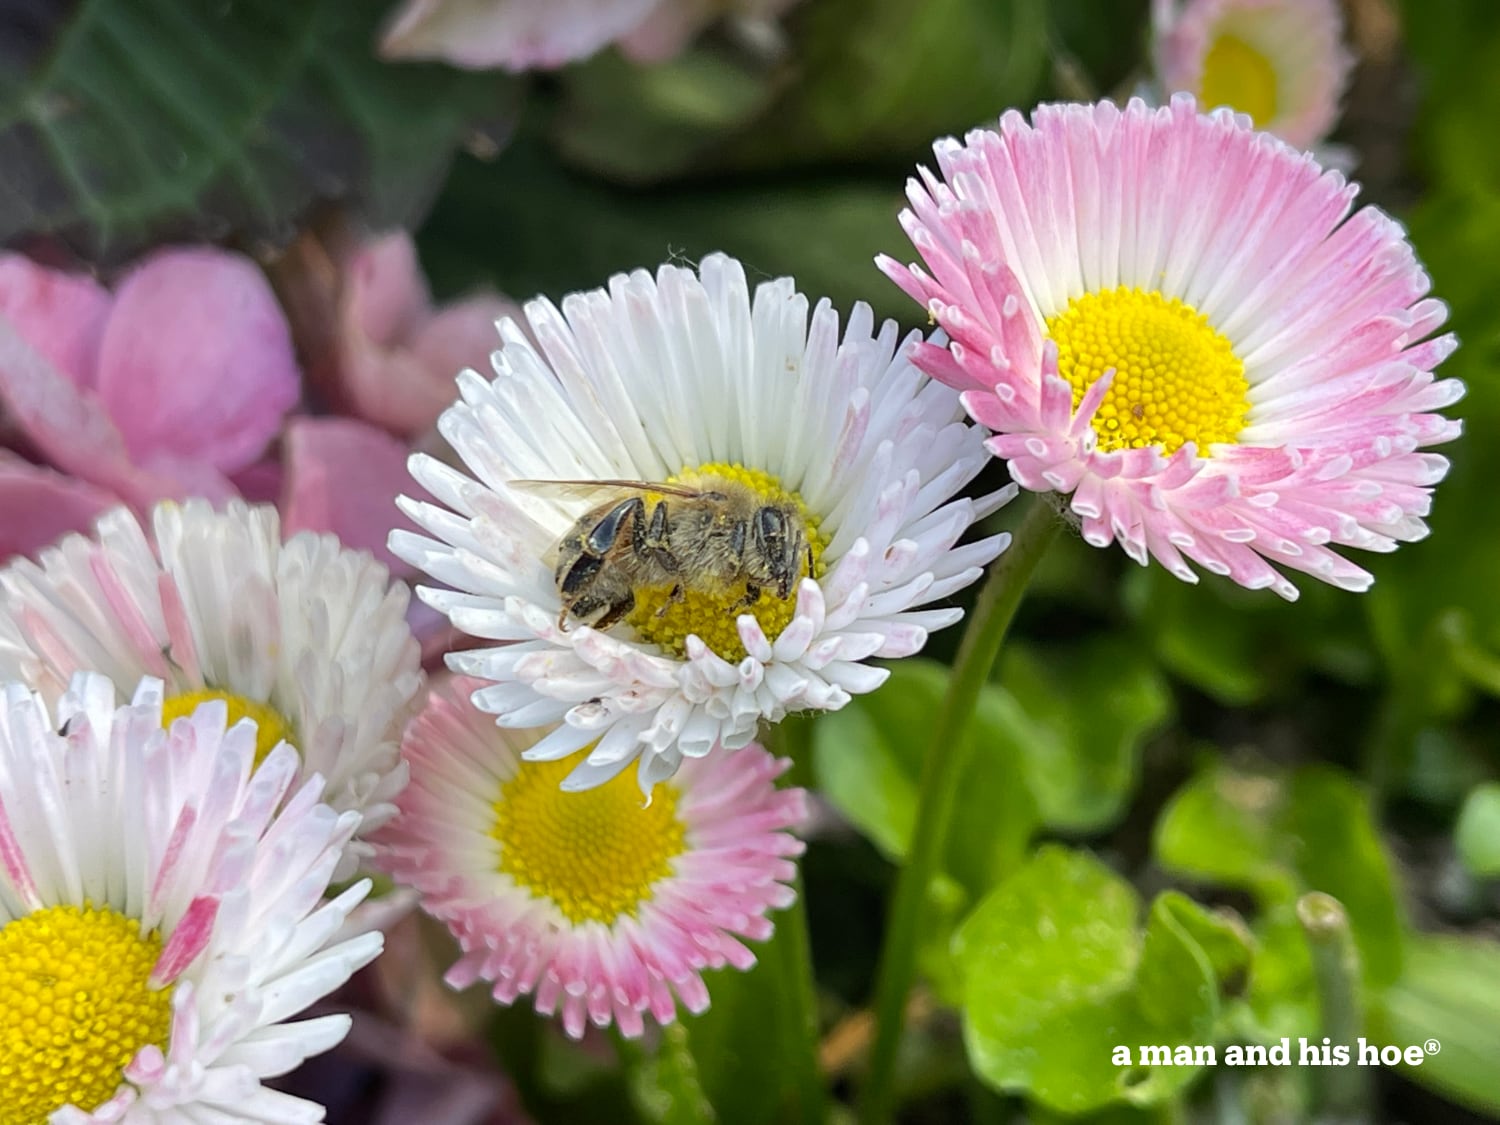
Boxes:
[765,716,828,1125]
[1297,892,1369,1123]
[856,491,1060,1125]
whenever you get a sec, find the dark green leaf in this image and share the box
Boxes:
[421,138,910,323]
[0,0,513,262]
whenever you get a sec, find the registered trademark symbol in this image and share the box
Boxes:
[1424,1039,1441,1055]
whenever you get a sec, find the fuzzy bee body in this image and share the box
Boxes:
[517,479,812,632]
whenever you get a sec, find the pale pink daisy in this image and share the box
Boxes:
[880,96,1462,600]
[380,0,802,71]
[1153,0,1352,151]
[0,672,381,1123]
[392,253,1010,793]
[371,677,807,1039]
[0,500,423,875]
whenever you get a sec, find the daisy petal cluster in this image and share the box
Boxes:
[0,499,422,875]
[393,252,1012,792]
[880,95,1462,600]
[1153,0,1352,150]
[372,677,806,1039]
[0,673,381,1123]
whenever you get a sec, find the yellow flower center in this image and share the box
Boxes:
[0,904,170,1123]
[491,754,687,925]
[1199,32,1279,127]
[626,462,827,663]
[1046,287,1250,456]
[160,689,293,766]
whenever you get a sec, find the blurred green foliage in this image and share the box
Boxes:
[0,0,512,262]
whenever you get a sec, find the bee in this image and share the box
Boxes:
[512,479,814,632]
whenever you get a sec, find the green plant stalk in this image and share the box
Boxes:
[1297,892,1368,1123]
[856,492,1060,1125]
[764,717,827,1125]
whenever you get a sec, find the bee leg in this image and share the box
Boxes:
[571,590,636,632]
[639,499,679,572]
[653,583,685,617]
[729,584,763,613]
[585,497,644,555]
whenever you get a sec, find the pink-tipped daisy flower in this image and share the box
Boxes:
[880,96,1461,601]
[371,676,806,1039]
[0,672,382,1123]
[0,499,423,877]
[391,252,1012,793]
[1153,0,1353,151]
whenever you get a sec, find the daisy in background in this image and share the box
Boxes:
[393,252,1012,792]
[372,677,806,1039]
[0,499,422,876]
[0,673,380,1123]
[880,95,1461,601]
[380,0,802,71]
[1152,0,1353,151]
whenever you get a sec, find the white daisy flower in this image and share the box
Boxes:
[393,252,1011,792]
[0,672,381,1123]
[0,500,423,877]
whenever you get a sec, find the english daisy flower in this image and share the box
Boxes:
[0,672,382,1123]
[393,253,1010,792]
[0,500,423,875]
[1153,0,1353,151]
[371,677,807,1039]
[880,96,1461,600]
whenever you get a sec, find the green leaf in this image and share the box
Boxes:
[555,0,1051,181]
[996,637,1174,832]
[684,964,800,1125]
[1153,891,1254,994]
[953,847,1222,1114]
[554,46,783,184]
[812,659,1037,897]
[1455,782,1500,878]
[1373,934,1500,1116]
[1154,762,1404,989]
[421,138,911,324]
[1,0,512,263]
[624,1025,718,1125]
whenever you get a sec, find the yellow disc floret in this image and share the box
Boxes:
[626,462,828,663]
[492,754,687,925]
[1200,32,1279,128]
[0,904,170,1123]
[160,689,293,765]
[1046,286,1250,456]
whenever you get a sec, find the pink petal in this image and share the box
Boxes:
[337,233,511,436]
[347,232,431,348]
[280,416,418,572]
[0,253,112,388]
[230,455,286,505]
[0,317,174,507]
[94,247,300,475]
[0,452,118,560]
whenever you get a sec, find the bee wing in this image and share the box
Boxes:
[508,478,705,502]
